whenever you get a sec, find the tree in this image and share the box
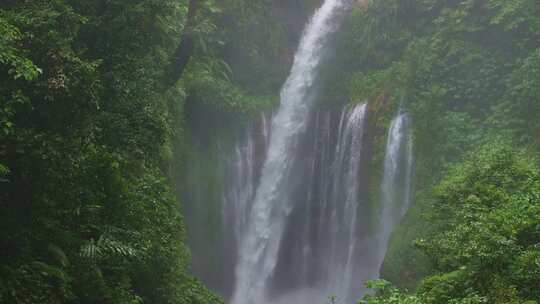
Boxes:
[167,0,199,87]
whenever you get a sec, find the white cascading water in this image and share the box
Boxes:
[325,103,369,301]
[220,106,414,304]
[232,1,351,304]
[377,112,414,272]
[223,113,272,247]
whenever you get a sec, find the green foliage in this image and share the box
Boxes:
[184,57,275,113]
[80,235,139,261]
[0,163,9,182]
[333,0,540,291]
[216,0,309,93]
[1,0,297,300]
[418,143,540,303]
[0,16,40,81]
[361,280,423,304]
[348,61,408,102]
[0,0,285,302]
[487,0,540,31]
[490,48,540,145]
[364,143,540,304]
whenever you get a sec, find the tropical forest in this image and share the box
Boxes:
[1,0,539,304]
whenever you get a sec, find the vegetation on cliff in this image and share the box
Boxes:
[331,0,540,303]
[0,0,308,302]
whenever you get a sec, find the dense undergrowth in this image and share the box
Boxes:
[362,143,540,304]
[0,0,314,303]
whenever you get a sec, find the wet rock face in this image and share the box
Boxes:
[356,0,369,9]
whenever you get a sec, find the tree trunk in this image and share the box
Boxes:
[166,0,199,87]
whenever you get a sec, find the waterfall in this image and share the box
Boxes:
[188,108,415,303]
[377,112,414,272]
[223,116,271,248]
[223,128,256,245]
[325,103,369,301]
[232,1,351,304]
[183,2,417,302]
